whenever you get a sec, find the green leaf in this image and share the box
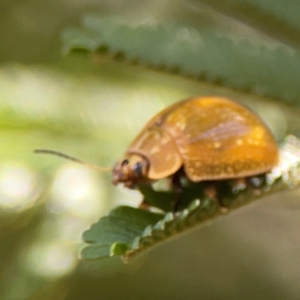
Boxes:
[81,244,111,260]
[138,185,175,212]
[196,0,300,50]
[62,16,300,104]
[110,242,129,256]
[81,135,300,262]
[83,206,163,244]
[82,206,163,260]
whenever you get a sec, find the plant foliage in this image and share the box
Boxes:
[82,136,300,261]
[61,3,300,261]
[63,16,300,104]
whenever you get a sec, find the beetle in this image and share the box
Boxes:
[35,96,279,211]
[112,97,279,193]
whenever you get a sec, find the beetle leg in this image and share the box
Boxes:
[171,172,183,214]
[204,183,229,214]
[232,178,247,193]
[204,184,218,199]
[138,199,152,210]
[246,175,265,196]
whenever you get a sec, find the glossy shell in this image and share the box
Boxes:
[125,97,279,182]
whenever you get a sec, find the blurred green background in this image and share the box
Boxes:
[1,0,300,299]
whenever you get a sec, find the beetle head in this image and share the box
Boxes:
[112,153,149,188]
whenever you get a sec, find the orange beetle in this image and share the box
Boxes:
[112,97,279,189]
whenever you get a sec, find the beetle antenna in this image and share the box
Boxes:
[33,149,111,172]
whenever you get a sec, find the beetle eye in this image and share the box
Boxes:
[133,162,143,177]
[121,159,129,166]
